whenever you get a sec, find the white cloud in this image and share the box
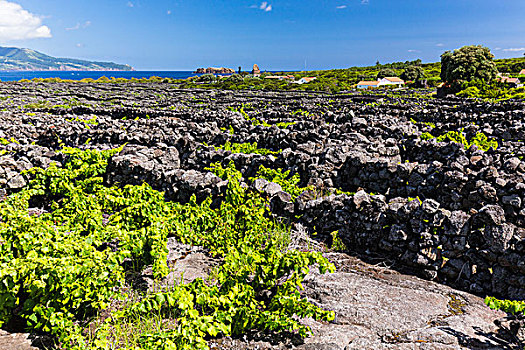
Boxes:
[336,5,347,9]
[66,23,80,31]
[361,0,369,4]
[408,49,421,53]
[0,1,51,42]
[502,47,525,52]
[66,21,91,31]
[127,1,134,8]
[76,43,83,48]
[436,43,444,47]
[258,2,272,12]
[167,10,171,15]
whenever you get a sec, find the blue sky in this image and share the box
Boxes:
[2,0,524,70]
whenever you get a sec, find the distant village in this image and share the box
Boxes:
[194,64,409,87]
[193,65,525,89]
[193,63,427,88]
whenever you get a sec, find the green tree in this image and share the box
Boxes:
[440,45,498,85]
[376,68,396,79]
[400,65,425,81]
[512,63,524,73]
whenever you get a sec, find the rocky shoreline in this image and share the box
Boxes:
[194,67,236,74]
[0,83,523,349]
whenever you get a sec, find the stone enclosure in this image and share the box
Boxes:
[0,82,524,348]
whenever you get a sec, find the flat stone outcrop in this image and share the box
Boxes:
[301,253,507,350]
[0,331,38,350]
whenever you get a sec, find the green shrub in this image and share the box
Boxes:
[455,80,524,101]
[197,74,216,83]
[0,148,334,349]
[420,132,435,140]
[456,86,481,98]
[252,165,310,200]
[227,74,243,82]
[230,104,293,128]
[421,129,498,151]
[469,132,499,151]
[213,141,281,155]
[485,297,525,315]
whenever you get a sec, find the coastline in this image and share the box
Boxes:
[0,70,198,82]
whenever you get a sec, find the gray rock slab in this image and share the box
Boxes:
[301,253,510,350]
[0,330,38,350]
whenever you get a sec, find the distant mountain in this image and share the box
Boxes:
[0,46,133,71]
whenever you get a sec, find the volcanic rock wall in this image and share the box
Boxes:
[0,82,523,299]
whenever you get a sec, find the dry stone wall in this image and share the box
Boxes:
[0,82,523,301]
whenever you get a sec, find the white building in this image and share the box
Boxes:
[378,77,405,86]
[357,77,405,89]
[295,77,317,84]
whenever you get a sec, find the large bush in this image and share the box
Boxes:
[440,45,497,87]
[227,74,243,82]
[197,73,216,83]
[376,68,396,79]
[400,65,425,81]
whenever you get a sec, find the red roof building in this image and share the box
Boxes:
[382,77,404,83]
[498,76,522,87]
[357,81,380,88]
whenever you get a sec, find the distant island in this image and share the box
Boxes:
[0,46,134,71]
[194,67,235,74]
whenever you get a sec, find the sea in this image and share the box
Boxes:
[0,71,199,82]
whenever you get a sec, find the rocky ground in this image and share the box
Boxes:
[0,82,524,349]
